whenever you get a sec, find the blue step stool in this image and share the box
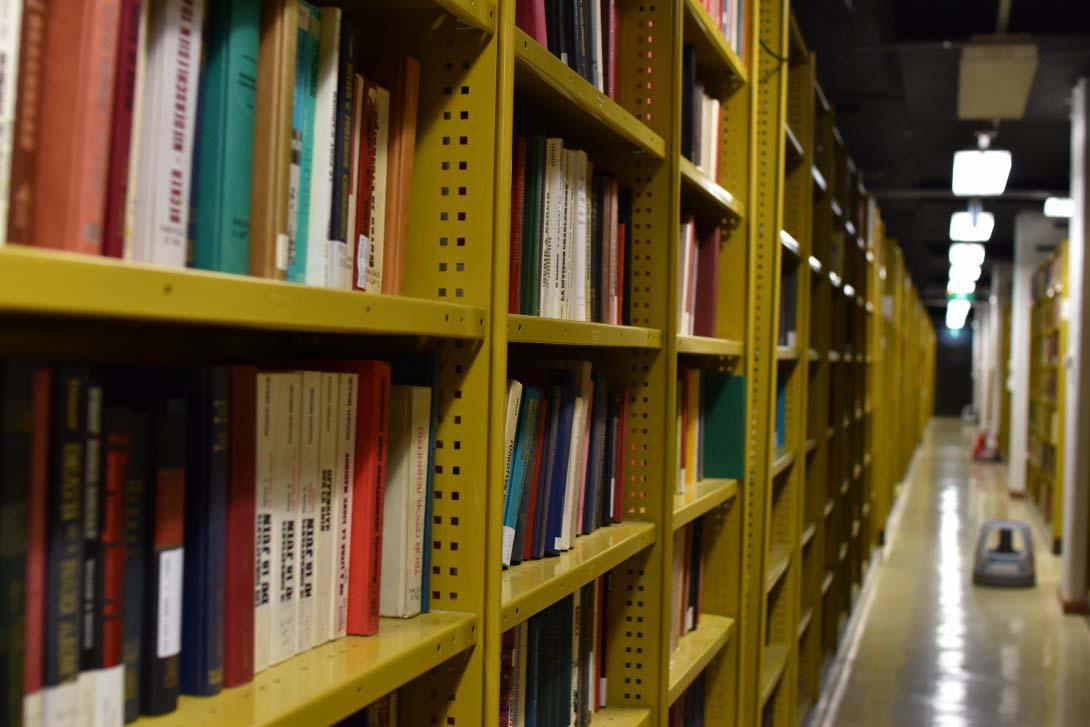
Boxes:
[973,519,1035,588]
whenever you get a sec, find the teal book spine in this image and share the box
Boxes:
[192,0,260,275]
[286,3,320,283]
[701,373,746,479]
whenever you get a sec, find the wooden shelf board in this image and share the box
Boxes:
[676,334,744,358]
[0,246,486,339]
[501,521,655,628]
[673,478,739,530]
[801,522,817,548]
[514,29,665,160]
[760,644,789,706]
[764,543,791,594]
[771,448,796,478]
[135,612,477,726]
[680,156,745,219]
[682,0,748,92]
[507,314,662,349]
[589,707,653,727]
[667,614,736,705]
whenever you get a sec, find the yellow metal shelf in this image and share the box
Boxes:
[760,645,789,706]
[821,571,834,596]
[807,348,820,362]
[827,350,841,362]
[784,124,804,165]
[801,522,816,548]
[676,333,744,357]
[434,0,496,32]
[673,478,740,530]
[500,521,656,628]
[667,614,736,705]
[507,314,662,349]
[771,448,796,478]
[681,0,748,91]
[779,229,801,258]
[811,165,827,193]
[0,246,486,339]
[837,542,848,563]
[852,519,861,538]
[823,498,834,518]
[589,707,654,727]
[797,606,813,639]
[135,612,477,726]
[513,29,666,160]
[764,543,791,594]
[776,344,800,361]
[805,437,817,453]
[680,156,746,220]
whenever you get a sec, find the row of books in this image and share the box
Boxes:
[699,0,748,60]
[668,673,707,727]
[500,577,609,727]
[1,1,417,293]
[677,218,721,337]
[681,45,722,179]
[509,135,634,323]
[501,363,629,567]
[779,266,798,348]
[670,520,705,654]
[336,692,398,727]
[0,358,435,725]
[516,0,620,98]
[675,369,746,494]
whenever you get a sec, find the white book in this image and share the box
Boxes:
[606,180,619,323]
[590,0,604,93]
[306,8,340,287]
[583,159,594,323]
[330,372,358,639]
[313,372,339,645]
[558,150,574,320]
[297,372,322,651]
[379,385,431,618]
[23,690,42,727]
[363,84,390,293]
[540,138,563,318]
[341,75,364,290]
[270,373,302,664]
[502,380,523,494]
[557,361,592,551]
[126,0,161,261]
[253,373,277,673]
[129,0,203,266]
[0,0,23,243]
[123,0,151,259]
[41,682,78,727]
[571,150,589,322]
[78,665,123,727]
[515,621,528,727]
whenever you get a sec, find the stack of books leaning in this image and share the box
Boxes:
[0,0,418,292]
[0,358,437,724]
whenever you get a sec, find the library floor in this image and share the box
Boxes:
[808,418,1090,727]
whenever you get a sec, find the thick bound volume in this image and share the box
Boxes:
[180,369,229,696]
[24,369,51,726]
[44,369,86,726]
[346,361,391,636]
[7,0,47,245]
[0,363,31,727]
[249,0,298,279]
[141,399,186,716]
[223,366,256,687]
[192,0,260,274]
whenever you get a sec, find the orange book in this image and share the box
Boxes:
[7,0,48,246]
[375,56,420,296]
[33,0,121,254]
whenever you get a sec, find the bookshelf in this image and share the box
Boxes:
[1026,241,1067,553]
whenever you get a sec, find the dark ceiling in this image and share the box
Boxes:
[794,0,1090,308]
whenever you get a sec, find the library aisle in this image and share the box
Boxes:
[808,419,1090,727]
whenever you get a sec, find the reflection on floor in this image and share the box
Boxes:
[809,417,1090,727]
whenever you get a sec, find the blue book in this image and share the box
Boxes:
[287,3,321,282]
[775,384,786,451]
[581,373,608,534]
[503,387,543,566]
[511,387,545,566]
[544,385,575,556]
[180,368,229,696]
[192,0,260,275]
[532,385,562,559]
[524,612,541,727]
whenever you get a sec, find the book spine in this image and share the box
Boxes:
[509,137,526,314]
[351,80,378,291]
[521,397,547,563]
[520,136,542,317]
[286,3,319,283]
[312,372,338,643]
[121,0,149,261]
[24,369,50,724]
[6,0,46,245]
[420,360,440,614]
[141,398,185,716]
[304,6,339,287]
[571,151,588,322]
[330,373,357,639]
[541,139,562,318]
[296,372,321,649]
[341,74,363,291]
[346,362,391,636]
[327,25,354,280]
[364,84,390,293]
[79,379,103,672]
[0,1,24,245]
[505,389,541,566]
[270,374,301,664]
[120,407,147,723]
[252,374,276,673]
[377,56,419,296]
[223,366,255,687]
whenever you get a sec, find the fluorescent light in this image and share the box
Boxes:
[952,149,1011,196]
[949,264,982,283]
[1044,197,1075,218]
[948,298,972,317]
[948,242,986,267]
[950,211,994,242]
[946,306,967,330]
[947,279,976,296]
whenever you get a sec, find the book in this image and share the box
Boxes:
[223,366,256,687]
[0,1,23,246]
[191,0,260,274]
[286,2,320,283]
[327,24,355,286]
[379,385,431,618]
[312,373,338,643]
[361,80,390,293]
[502,380,523,505]
[702,373,744,479]
[693,224,720,338]
[119,404,148,724]
[79,378,103,672]
[270,373,302,664]
[516,0,547,46]
[141,397,185,716]
[296,373,322,649]
[342,74,364,291]
[303,6,339,286]
[253,373,275,673]
[375,56,419,296]
[502,386,542,567]
[351,77,377,291]
[23,369,50,726]
[330,372,357,640]
[509,137,526,314]
[516,390,548,564]
[6,0,45,246]
[249,0,297,279]
[346,361,391,636]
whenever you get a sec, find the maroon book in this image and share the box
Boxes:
[522,395,548,562]
[516,0,547,46]
[223,366,256,687]
[22,368,51,703]
[509,137,526,313]
[102,0,144,258]
[692,224,721,337]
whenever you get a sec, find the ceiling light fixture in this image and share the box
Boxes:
[1044,197,1075,218]
[950,209,994,242]
[947,279,976,296]
[951,132,1011,196]
[948,242,986,268]
[949,264,982,284]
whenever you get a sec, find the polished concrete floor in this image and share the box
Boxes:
[812,418,1090,727]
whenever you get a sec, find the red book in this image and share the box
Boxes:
[499,629,514,727]
[23,368,50,701]
[606,0,618,100]
[223,366,256,687]
[346,360,391,636]
[7,1,48,245]
[353,80,379,291]
[34,0,121,254]
[99,416,128,667]
[509,137,526,314]
[102,0,144,258]
[376,57,420,296]
[516,0,548,46]
[693,224,721,337]
[522,394,548,562]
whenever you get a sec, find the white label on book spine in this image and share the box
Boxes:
[276,233,290,271]
[356,235,370,290]
[157,548,183,658]
[502,526,516,567]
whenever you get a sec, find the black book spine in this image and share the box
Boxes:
[0,362,32,727]
[141,398,186,716]
[682,45,695,160]
[557,0,571,66]
[45,368,87,690]
[80,376,103,669]
[573,0,589,80]
[329,26,356,244]
[121,408,148,724]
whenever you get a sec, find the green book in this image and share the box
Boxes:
[702,373,746,479]
[287,2,321,283]
[521,135,546,316]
